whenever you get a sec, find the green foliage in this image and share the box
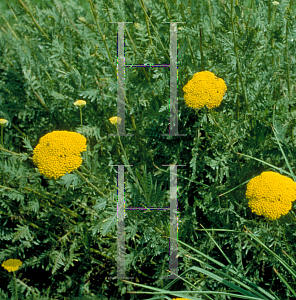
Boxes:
[0,0,296,299]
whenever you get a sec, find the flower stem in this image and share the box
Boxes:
[1,125,3,185]
[79,107,83,125]
[13,271,18,300]
[0,146,32,160]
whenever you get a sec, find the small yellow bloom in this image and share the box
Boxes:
[109,116,122,125]
[273,1,279,5]
[172,298,191,300]
[0,119,8,125]
[1,259,22,272]
[183,71,227,110]
[74,100,86,107]
[246,171,296,220]
[134,23,142,30]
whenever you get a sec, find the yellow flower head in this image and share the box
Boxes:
[246,171,296,220]
[74,100,86,107]
[109,116,122,125]
[273,1,279,5]
[32,131,87,180]
[0,119,8,125]
[1,259,22,272]
[172,298,190,300]
[183,70,227,109]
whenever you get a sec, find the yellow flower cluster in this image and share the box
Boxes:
[1,259,22,272]
[33,131,87,180]
[73,100,86,107]
[246,171,296,220]
[183,71,227,109]
[172,298,190,300]
[109,116,122,125]
[0,118,8,125]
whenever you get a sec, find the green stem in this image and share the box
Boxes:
[1,14,19,39]
[236,77,240,119]
[17,0,50,41]
[13,271,18,300]
[1,125,3,185]
[230,0,252,130]
[5,0,18,21]
[31,89,50,112]
[0,146,32,160]
[163,0,171,20]
[74,169,117,204]
[1,150,3,185]
[10,123,27,138]
[1,125,3,147]
[79,107,83,125]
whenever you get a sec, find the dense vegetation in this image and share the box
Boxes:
[0,0,296,299]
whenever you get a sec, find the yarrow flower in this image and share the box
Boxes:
[1,259,22,272]
[273,1,279,5]
[73,100,86,107]
[109,116,122,125]
[172,298,190,300]
[33,131,87,180]
[183,70,227,109]
[0,119,8,125]
[245,171,296,220]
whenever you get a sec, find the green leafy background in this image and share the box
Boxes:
[0,0,296,299]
